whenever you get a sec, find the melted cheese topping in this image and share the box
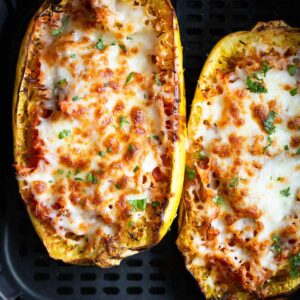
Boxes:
[18,0,177,248]
[179,44,300,294]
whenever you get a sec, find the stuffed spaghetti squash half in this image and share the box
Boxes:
[13,0,185,267]
[177,21,300,299]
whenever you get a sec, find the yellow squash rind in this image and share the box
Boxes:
[177,21,300,299]
[13,0,185,268]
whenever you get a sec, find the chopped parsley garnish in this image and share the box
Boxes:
[280,187,291,197]
[128,199,147,211]
[72,96,82,101]
[259,61,272,77]
[290,87,298,96]
[125,72,135,84]
[228,177,239,188]
[290,253,300,277]
[271,235,282,253]
[70,54,76,59]
[98,151,106,157]
[107,147,112,153]
[58,129,71,139]
[74,169,81,175]
[58,169,64,175]
[185,166,196,180]
[66,170,71,178]
[155,74,163,86]
[212,195,223,206]
[133,165,140,173]
[51,15,69,37]
[126,36,133,40]
[284,144,289,151]
[119,44,127,52]
[56,78,67,86]
[263,135,273,153]
[48,180,54,183]
[128,221,134,227]
[74,177,84,181]
[296,148,300,155]
[95,38,105,50]
[115,183,122,190]
[287,64,297,76]
[246,76,267,93]
[195,152,206,160]
[87,173,99,184]
[128,144,135,152]
[111,41,116,46]
[119,116,130,128]
[263,111,276,135]
[152,135,159,140]
[151,201,160,208]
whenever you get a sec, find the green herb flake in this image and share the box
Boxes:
[280,187,291,197]
[128,198,147,211]
[290,87,298,96]
[98,151,105,157]
[246,76,267,93]
[263,135,273,153]
[111,41,116,46]
[288,65,297,76]
[119,44,127,52]
[284,144,289,151]
[260,61,272,77]
[119,116,130,128]
[74,169,81,175]
[151,201,160,208]
[263,111,276,135]
[212,195,223,206]
[107,147,112,153]
[72,96,82,101]
[271,235,282,253]
[56,78,67,86]
[128,144,135,152]
[126,36,133,40]
[87,173,99,184]
[290,253,300,277]
[115,183,122,190]
[66,170,71,178]
[70,54,76,59]
[128,221,134,227]
[185,166,196,180]
[48,180,54,183]
[296,148,300,155]
[58,129,71,139]
[58,169,64,175]
[133,165,140,173]
[152,135,159,141]
[125,72,135,84]
[51,15,69,37]
[155,74,163,86]
[195,151,206,160]
[95,38,105,50]
[74,177,84,181]
[229,177,239,188]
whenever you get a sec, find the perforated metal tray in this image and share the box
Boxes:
[1,0,300,299]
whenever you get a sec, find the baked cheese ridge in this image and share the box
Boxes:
[17,0,178,249]
[178,43,300,294]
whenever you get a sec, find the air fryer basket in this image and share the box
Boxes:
[1,0,300,299]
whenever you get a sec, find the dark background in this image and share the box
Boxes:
[1,0,300,299]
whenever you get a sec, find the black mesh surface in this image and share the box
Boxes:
[1,0,300,299]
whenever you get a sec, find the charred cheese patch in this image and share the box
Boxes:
[17,0,179,252]
[178,41,300,296]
